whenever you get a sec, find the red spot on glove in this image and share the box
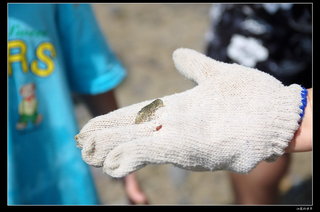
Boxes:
[156,125,162,131]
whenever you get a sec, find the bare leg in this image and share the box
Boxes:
[229,154,290,204]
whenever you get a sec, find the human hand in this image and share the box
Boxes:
[75,48,306,178]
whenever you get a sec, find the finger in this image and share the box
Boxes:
[102,135,190,178]
[77,98,163,136]
[79,122,160,167]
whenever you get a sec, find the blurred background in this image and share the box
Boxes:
[74,4,312,204]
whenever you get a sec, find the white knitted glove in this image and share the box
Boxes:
[75,48,307,178]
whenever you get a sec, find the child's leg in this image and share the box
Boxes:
[229,154,290,204]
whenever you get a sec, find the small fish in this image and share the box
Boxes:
[135,99,164,124]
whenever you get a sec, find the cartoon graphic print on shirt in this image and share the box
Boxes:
[16,83,43,130]
[8,18,57,78]
[8,41,56,77]
[8,18,57,131]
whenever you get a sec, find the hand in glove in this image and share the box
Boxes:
[75,48,307,178]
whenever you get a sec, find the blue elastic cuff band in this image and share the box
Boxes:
[299,87,308,120]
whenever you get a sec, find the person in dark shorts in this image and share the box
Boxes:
[205,3,312,204]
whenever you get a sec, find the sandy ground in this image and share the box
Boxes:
[75,4,312,205]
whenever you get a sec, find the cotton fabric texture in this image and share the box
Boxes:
[76,48,305,178]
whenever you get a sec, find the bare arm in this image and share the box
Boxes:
[285,88,312,153]
[81,90,118,117]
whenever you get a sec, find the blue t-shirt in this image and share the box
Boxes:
[8,4,126,205]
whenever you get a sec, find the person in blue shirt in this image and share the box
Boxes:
[8,3,147,205]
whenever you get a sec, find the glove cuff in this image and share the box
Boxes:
[265,85,307,162]
[299,87,308,120]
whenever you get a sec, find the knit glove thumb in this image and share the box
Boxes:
[75,48,307,178]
